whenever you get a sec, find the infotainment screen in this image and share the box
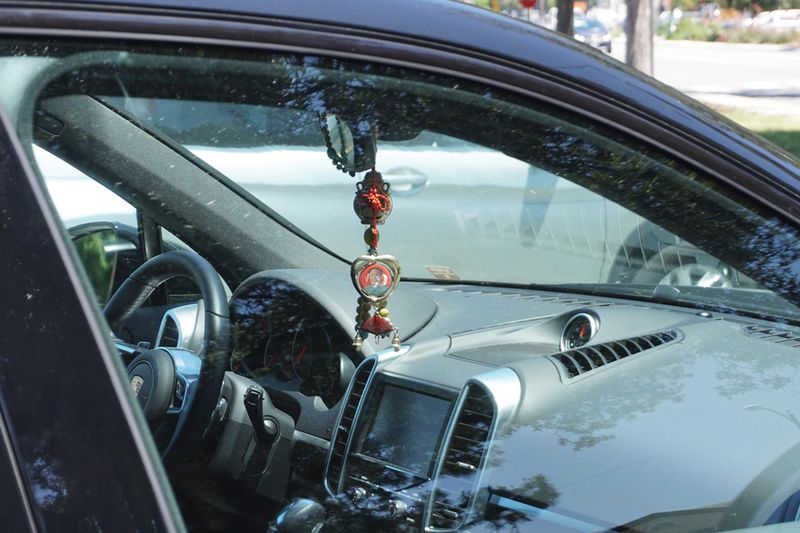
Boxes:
[355,382,452,477]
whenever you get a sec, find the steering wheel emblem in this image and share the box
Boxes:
[130,375,144,397]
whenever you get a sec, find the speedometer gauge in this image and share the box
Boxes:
[560,312,598,351]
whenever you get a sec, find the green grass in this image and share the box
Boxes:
[721,28,800,45]
[756,130,800,160]
[714,107,800,160]
[662,19,800,45]
[665,19,722,42]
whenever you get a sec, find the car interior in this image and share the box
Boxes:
[5,39,800,532]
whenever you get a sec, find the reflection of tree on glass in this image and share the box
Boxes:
[73,230,116,305]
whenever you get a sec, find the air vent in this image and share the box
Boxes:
[324,357,376,494]
[428,384,495,531]
[158,316,180,348]
[549,329,680,378]
[743,325,800,348]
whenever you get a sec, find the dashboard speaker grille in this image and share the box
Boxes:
[428,383,495,530]
[325,357,376,493]
[550,329,680,378]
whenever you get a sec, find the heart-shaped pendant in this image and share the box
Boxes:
[351,254,401,304]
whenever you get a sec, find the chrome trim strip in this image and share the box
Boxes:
[490,496,600,532]
[154,302,204,353]
[114,341,138,355]
[161,348,201,412]
[424,367,522,532]
[323,345,409,497]
[323,357,375,497]
[293,429,330,450]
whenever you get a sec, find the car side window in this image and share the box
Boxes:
[33,145,200,311]
[67,48,798,316]
[33,145,136,228]
[32,146,144,305]
[6,41,800,318]
[91,72,719,289]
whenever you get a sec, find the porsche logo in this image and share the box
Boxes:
[130,376,144,398]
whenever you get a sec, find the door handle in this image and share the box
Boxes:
[382,167,429,197]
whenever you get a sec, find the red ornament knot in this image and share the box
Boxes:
[354,170,392,225]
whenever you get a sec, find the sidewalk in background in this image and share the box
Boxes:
[609,37,800,120]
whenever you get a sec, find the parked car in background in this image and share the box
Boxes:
[573,18,613,52]
[0,1,799,532]
[752,9,800,31]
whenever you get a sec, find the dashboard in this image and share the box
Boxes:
[211,270,800,532]
[229,277,358,411]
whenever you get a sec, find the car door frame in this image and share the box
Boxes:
[0,106,183,531]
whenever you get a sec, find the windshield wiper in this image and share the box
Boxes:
[405,277,800,324]
[534,282,800,325]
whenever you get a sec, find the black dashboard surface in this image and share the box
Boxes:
[229,269,800,531]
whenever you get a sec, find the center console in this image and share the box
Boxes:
[324,348,456,529]
[340,374,455,527]
[324,350,521,532]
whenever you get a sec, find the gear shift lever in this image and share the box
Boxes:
[241,385,278,490]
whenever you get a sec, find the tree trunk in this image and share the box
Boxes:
[625,0,654,76]
[556,0,574,35]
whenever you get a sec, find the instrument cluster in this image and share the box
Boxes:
[229,278,358,408]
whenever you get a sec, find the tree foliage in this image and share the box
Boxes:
[675,0,799,10]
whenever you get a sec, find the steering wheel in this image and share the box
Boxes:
[658,263,734,288]
[104,250,230,458]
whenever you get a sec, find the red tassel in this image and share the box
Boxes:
[361,315,394,335]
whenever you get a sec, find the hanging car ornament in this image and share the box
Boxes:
[350,170,401,352]
[320,114,401,352]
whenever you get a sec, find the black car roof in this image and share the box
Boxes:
[60,0,598,69]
